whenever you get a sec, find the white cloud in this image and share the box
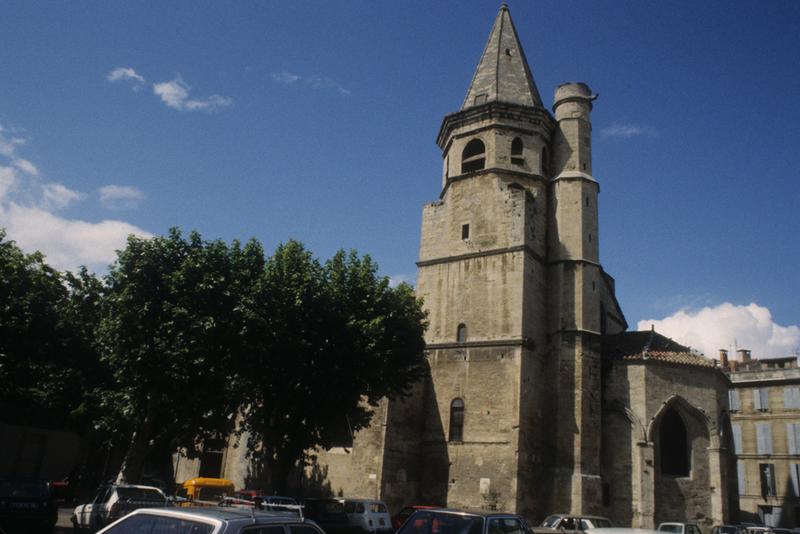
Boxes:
[0,122,151,272]
[389,274,414,288]
[271,71,351,96]
[107,67,146,90]
[0,202,151,272]
[600,123,658,139]
[0,166,17,201]
[638,302,800,359]
[41,182,85,210]
[153,76,232,112]
[99,184,145,210]
[13,158,39,176]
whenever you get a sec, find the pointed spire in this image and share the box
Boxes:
[462,4,543,110]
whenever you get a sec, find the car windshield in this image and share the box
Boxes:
[592,519,613,528]
[116,487,166,502]
[542,517,561,528]
[660,526,683,533]
[0,479,48,498]
[398,511,484,534]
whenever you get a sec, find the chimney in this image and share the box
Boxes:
[737,349,751,362]
[719,349,729,368]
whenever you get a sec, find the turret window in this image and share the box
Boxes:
[461,139,486,173]
[449,398,465,442]
[461,224,470,240]
[511,137,524,166]
[457,323,467,343]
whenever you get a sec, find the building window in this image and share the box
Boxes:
[754,387,769,411]
[756,423,773,455]
[790,463,800,496]
[449,398,465,442]
[787,423,800,454]
[511,137,524,166]
[461,139,486,173]
[660,407,690,476]
[457,323,467,343]
[785,387,800,409]
[461,224,470,240]
[732,424,743,454]
[729,390,741,412]
[738,460,747,495]
[760,463,777,497]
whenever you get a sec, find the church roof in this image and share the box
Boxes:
[461,4,544,110]
[602,330,718,368]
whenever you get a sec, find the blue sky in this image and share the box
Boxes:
[1,1,798,358]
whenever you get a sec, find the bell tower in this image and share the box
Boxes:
[415,4,557,515]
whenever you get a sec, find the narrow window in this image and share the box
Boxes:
[760,463,777,496]
[461,139,486,173]
[461,224,470,240]
[754,388,769,411]
[785,387,800,409]
[732,424,743,454]
[791,463,800,496]
[737,460,747,495]
[787,423,800,454]
[449,398,465,442]
[511,137,524,166]
[660,407,690,476]
[457,323,467,343]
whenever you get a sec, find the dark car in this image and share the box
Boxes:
[96,506,326,534]
[0,477,57,534]
[398,508,530,534]
[302,498,351,534]
[393,505,437,530]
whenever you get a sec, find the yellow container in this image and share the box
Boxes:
[178,477,236,506]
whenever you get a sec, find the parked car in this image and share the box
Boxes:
[586,529,660,534]
[0,477,57,534]
[536,515,614,533]
[302,498,351,534]
[95,506,327,534]
[341,498,392,534]
[658,523,704,534]
[71,483,168,532]
[393,505,436,530]
[710,526,746,534]
[397,508,530,534]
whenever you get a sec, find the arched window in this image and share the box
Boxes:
[449,398,465,442]
[660,407,690,476]
[461,139,486,173]
[457,323,467,343]
[511,137,524,166]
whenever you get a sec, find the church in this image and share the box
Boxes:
[306,4,737,528]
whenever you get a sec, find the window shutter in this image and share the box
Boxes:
[729,390,741,412]
[760,388,770,410]
[792,464,800,497]
[786,388,793,409]
[788,423,797,455]
[794,425,800,455]
[753,388,762,410]
[738,461,746,495]
[757,424,773,454]
[794,387,800,409]
[733,424,743,454]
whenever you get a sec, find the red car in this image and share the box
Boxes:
[393,505,436,530]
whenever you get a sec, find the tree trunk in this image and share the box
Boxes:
[116,396,157,484]
[265,448,297,496]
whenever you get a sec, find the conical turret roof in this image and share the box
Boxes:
[462,4,543,110]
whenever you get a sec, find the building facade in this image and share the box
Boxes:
[725,350,800,527]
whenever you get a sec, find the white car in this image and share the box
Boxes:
[71,484,168,532]
[341,498,392,534]
[658,523,704,534]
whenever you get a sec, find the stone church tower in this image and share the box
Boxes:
[413,4,624,515]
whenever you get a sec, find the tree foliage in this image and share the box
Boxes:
[97,228,265,483]
[235,241,427,492]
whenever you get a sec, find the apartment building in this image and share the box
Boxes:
[725,349,800,527]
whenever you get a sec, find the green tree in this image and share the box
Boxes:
[97,228,264,483]
[236,241,427,493]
